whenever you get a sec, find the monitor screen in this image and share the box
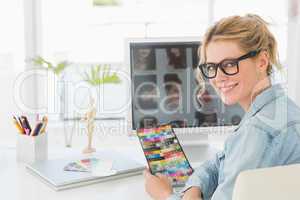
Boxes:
[129,38,244,130]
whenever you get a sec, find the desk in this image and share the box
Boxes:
[1,122,220,200]
[1,148,150,200]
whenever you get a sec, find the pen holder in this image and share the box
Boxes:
[16,132,48,164]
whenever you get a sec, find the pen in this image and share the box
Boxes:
[40,116,48,134]
[31,122,43,136]
[13,116,25,134]
[17,117,23,129]
[21,116,31,135]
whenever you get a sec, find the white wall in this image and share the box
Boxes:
[0,72,19,146]
[287,0,300,106]
[0,0,43,147]
[0,1,25,146]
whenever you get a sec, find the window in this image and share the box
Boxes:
[41,0,210,63]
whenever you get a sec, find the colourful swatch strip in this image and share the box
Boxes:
[64,158,100,172]
[137,124,193,185]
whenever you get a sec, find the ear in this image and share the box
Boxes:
[256,50,269,75]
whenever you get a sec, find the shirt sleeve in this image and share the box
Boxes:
[180,151,224,200]
[216,123,291,198]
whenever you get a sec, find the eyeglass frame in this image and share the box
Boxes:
[197,50,261,79]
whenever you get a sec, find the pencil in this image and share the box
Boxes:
[31,122,43,136]
[13,116,25,134]
[40,116,48,134]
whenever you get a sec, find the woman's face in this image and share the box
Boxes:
[170,48,181,57]
[206,40,265,109]
[166,84,180,102]
[138,48,151,60]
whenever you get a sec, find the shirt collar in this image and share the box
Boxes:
[234,84,285,131]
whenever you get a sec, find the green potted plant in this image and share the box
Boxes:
[32,56,70,76]
[31,56,71,121]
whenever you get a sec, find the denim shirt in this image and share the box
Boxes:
[168,84,300,200]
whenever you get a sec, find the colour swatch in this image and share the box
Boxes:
[137,124,193,186]
[64,158,100,172]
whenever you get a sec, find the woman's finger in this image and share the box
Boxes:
[156,173,170,182]
[144,169,155,179]
[143,169,150,177]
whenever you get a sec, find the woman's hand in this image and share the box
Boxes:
[144,169,173,200]
[182,187,202,200]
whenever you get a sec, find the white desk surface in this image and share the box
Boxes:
[1,122,221,200]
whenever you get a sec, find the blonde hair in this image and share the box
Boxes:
[199,14,281,76]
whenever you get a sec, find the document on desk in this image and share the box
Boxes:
[26,150,145,191]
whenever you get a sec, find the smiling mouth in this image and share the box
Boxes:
[219,83,239,93]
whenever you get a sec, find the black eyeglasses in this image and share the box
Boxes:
[198,50,260,79]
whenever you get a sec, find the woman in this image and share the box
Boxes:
[144,14,300,200]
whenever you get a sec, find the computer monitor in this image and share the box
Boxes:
[125,37,244,145]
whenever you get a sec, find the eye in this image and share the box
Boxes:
[205,63,217,72]
[221,60,237,68]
